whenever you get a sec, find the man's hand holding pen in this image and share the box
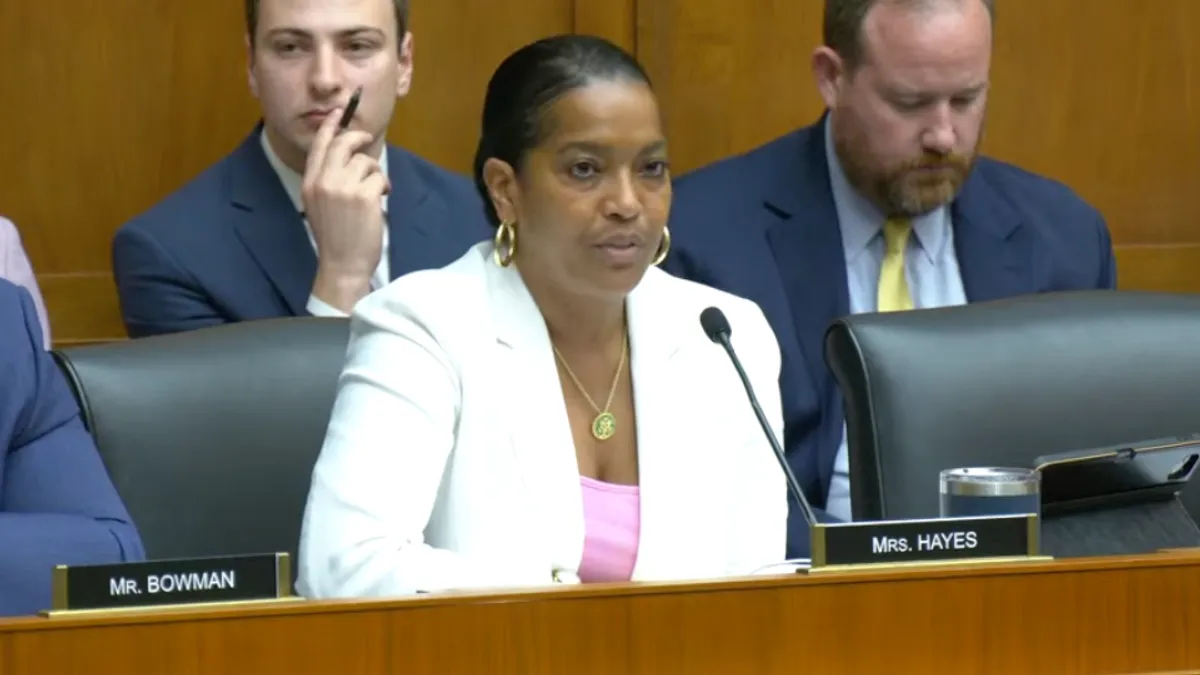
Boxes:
[302,87,390,314]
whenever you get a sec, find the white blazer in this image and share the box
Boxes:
[297,241,787,598]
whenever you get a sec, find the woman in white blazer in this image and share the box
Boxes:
[297,35,787,598]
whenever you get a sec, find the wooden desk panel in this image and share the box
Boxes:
[2,610,393,675]
[2,553,1198,674]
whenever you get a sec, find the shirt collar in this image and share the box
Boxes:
[823,118,951,265]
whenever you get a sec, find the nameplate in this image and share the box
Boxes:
[810,514,1038,568]
[50,552,291,613]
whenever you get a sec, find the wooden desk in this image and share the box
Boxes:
[2,552,1198,674]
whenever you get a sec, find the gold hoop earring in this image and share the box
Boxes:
[493,220,517,267]
[651,226,671,266]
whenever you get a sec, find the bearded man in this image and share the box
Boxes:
[663,0,1116,558]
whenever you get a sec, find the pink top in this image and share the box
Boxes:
[577,476,641,583]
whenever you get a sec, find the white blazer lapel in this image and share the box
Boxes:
[623,269,705,580]
[484,259,585,575]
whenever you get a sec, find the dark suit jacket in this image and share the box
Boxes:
[665,117,1117,557]
[113,125,491,338]
[0,279,145,617]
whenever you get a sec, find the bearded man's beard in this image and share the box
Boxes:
[834,118,981,218]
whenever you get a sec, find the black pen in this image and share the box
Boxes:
[338,86,363,131]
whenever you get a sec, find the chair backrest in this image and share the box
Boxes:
[53,317,350,569]
[824,290,1200,522]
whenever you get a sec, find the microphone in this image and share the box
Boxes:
[700,306,818,528]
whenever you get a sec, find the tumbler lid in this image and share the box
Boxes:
[939,467,1039,497]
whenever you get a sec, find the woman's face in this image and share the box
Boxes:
[488,79,670,301]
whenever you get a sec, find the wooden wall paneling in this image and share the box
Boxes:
[1114,244,1200,294]
[637,1,825,176]
[574,0,637,52]
[391,0,576,174]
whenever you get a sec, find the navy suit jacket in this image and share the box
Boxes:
[113,126,491,338]
[0,279,145,616]
[665,117,1116,558]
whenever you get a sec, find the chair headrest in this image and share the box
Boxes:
[51,316,351,562]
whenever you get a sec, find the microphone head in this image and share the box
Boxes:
[700,306,731,343]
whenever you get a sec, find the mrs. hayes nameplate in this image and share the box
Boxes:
[809,513,1040,569]
[50,552,291,613]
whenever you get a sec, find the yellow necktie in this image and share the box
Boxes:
[877,218,914,312]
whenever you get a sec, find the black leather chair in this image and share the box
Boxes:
[824,291,1200,555]
[53,317,350,571]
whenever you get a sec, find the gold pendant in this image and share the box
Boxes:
[591,412,616,441]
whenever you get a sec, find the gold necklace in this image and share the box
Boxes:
[552,334,627,441]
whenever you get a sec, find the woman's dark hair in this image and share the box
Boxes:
[472,34,652,227]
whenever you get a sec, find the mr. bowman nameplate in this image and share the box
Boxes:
[50,552,291,613]
[810,513,1039,569]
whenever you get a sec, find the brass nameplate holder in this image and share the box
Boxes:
[43,552,297,617]
[807,513,1046,573]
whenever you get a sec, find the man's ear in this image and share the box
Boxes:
[812,46,847,110]
[246,33,260,99]
[395,32,414,98]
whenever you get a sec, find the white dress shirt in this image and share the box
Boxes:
[296,241,789,598]
[822,122,968,521]
[260,131,390,317]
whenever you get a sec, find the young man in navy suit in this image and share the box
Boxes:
[0,279,145,616]
[113,0,490,337]
[665,0,1116,555]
